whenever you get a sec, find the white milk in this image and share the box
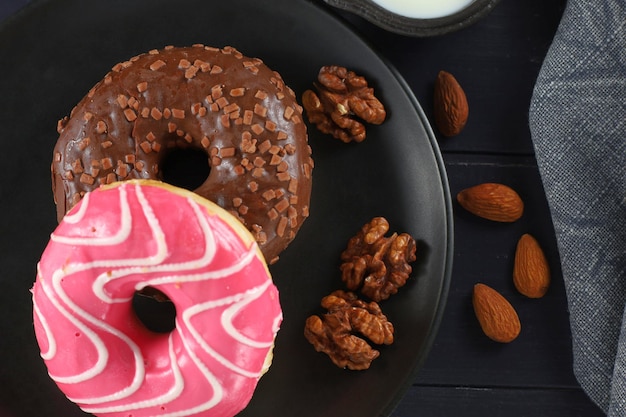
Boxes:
[370,0,476,19]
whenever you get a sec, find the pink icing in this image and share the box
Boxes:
[32,181,282,417]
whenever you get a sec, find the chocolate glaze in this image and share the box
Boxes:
[52,45,313,263]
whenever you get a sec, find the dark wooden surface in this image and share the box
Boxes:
[0,0,607,416]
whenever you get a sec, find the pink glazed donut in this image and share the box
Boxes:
[32,180,282,417]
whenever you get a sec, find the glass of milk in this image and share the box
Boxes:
[370,0,476,19]
[324,0,499,36]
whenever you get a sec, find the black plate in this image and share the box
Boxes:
[0,0,453,416]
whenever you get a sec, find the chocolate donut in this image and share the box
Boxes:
[52,45,313,263]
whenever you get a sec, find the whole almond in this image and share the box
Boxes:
[513,233,550,298]
[472,283,521,343]
[457,183,524,222]
[433,70,469,137]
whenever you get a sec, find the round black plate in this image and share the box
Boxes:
[0,0,453,416]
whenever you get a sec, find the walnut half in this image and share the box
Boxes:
[340,217,417,302]
[302,66,386,143]
[304,290,394,370]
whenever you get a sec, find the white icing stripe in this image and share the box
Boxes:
[94,195,218,304]
[135,244,258,290]
[222,281,277,348]
[62,192,90,224]
[272,314,282,334]
[182,280,272,378]
[42,269,109,385]
[51,185,132,246]
[81,334,184,414]
[61,185,169,277]
[154,326,223,417]
[32,280,57,361]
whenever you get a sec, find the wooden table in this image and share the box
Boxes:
[0,0,607,416]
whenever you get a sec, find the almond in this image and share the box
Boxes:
[472,283,521,343]
[433,70,469,137]
[513,233,550,298]
[457,183,524,222]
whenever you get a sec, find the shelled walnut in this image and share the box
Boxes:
[302,65,386,143]
[340,217,417,302]
[304,290,394,370]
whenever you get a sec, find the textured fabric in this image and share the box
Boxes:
[529,0,626,415]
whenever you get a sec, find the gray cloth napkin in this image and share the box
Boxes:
[529,0,626,415]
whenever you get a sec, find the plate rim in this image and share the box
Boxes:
[376,55,455,417]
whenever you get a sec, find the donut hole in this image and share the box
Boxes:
[132,287,177,333]
[160,146,210,191]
